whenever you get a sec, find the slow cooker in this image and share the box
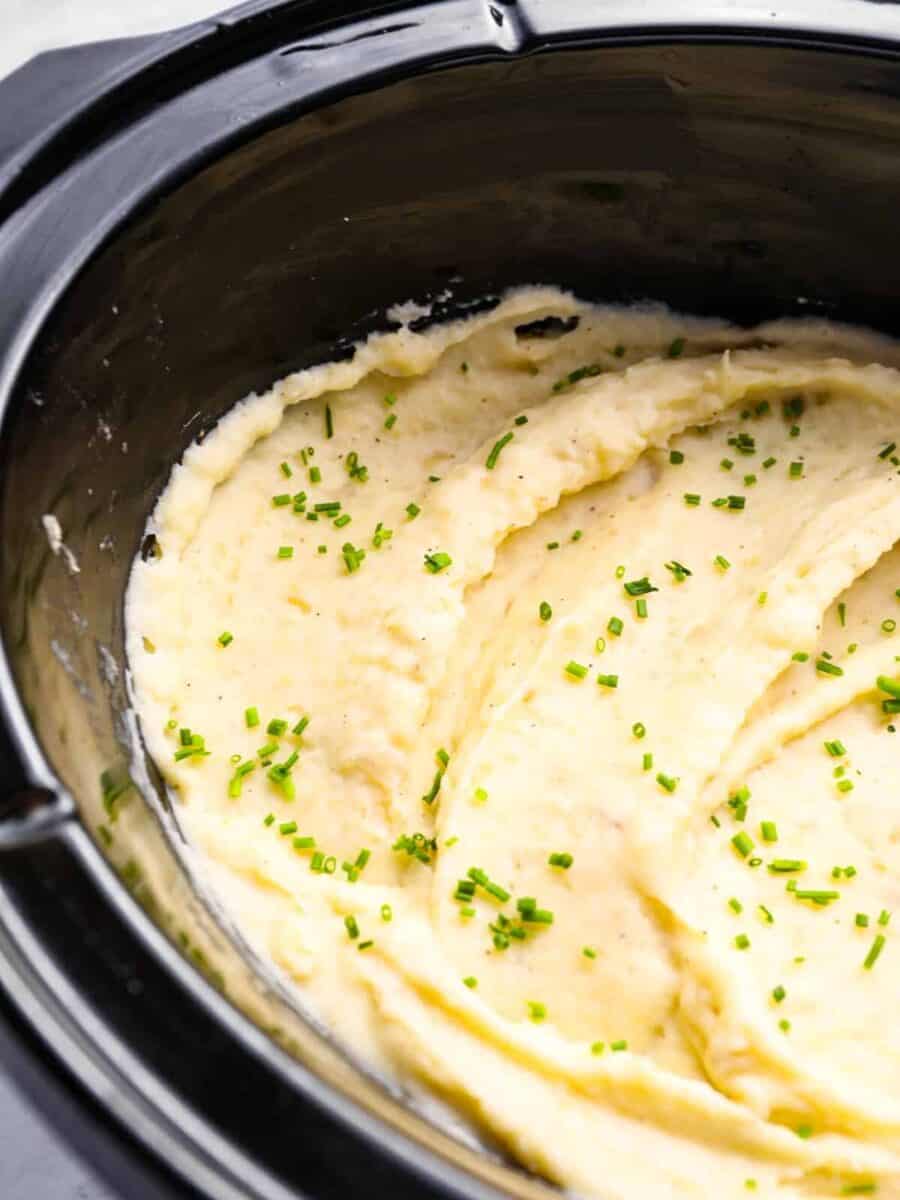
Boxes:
[2,1,900,1195]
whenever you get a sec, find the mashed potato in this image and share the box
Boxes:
[127,289,900,1198]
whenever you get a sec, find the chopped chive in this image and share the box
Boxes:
[539,601,553,622]
[744,474,756,486]
[667,337,685,359]
[548,852,574,869]
[632,722,646,739]
[424,551,452,574]
[728,897,743,914]
[824,739,846,757]
[656,773,678,793]
[309,466,321,483]
[486,432,514,470]
[758,904,775,924]
[880,441,897,459]
[552,364,603,392]
[596,673,618,689]
[720,458,734,472]
[595,636,606,654]
[856,913,870,928]
[463,976,478,989]
[665,559,692,582]
[547,541,559,551]
[684,493,701,506]
[610,1039,628,1052]
[732,832,755,858]
[272,493,291,507]
[669,449,684,465]
[293,836,316,850]
[883,619,897,634]
[590,1041,605,1055]
[279,820,297,836]
[767,859,806,873]
[635,597,648,619]
[263,813,275,827]
[277,546,294,560]
[344,916,359,940]
[267,718,287,736]
[245,706,260,728]
[217,631,233,647]
[623,577,657,597]
[727,495,746,510]
[734,933,751,950]
[642,752,653,771]
[863,933,886,969]
[345,451,368,483]
[878,909,891,926]
[342,542,366,574]
[608,616,624,636]
[406,502,421,520]
[816,658,843,677]
[789,461,804,479]
[615,565,626,579]
[760,821,778,842]
[527,1001,547,1022]
[582,946,597,959]
[836,779,854,794]
[772,985,786,1003]
[381,904,392,922]
[384,412,397,430]
[762,456,776,469]
[333,513,351,529]
[714,555,731,571]
[280,461,293,479]
[324,405,333,439]
[792,889,840,905]
[565,660,588,680]
[514,414,528,426]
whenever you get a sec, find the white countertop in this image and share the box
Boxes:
[2,0,223,81]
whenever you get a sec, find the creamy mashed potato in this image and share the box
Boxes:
[127,289,900,1198]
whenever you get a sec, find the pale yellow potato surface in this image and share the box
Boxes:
[127,290,900,1198]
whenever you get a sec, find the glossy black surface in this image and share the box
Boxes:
[2,3,900,1198]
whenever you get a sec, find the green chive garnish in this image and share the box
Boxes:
[424,551,452,573]
[486,432,514,470]
[732,832,755,858]
[863,934,886,969]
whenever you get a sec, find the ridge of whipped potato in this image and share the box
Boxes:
[127,289,900,1198]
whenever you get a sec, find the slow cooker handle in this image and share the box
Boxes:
[0,0,373,213]
[0,36,169,209]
